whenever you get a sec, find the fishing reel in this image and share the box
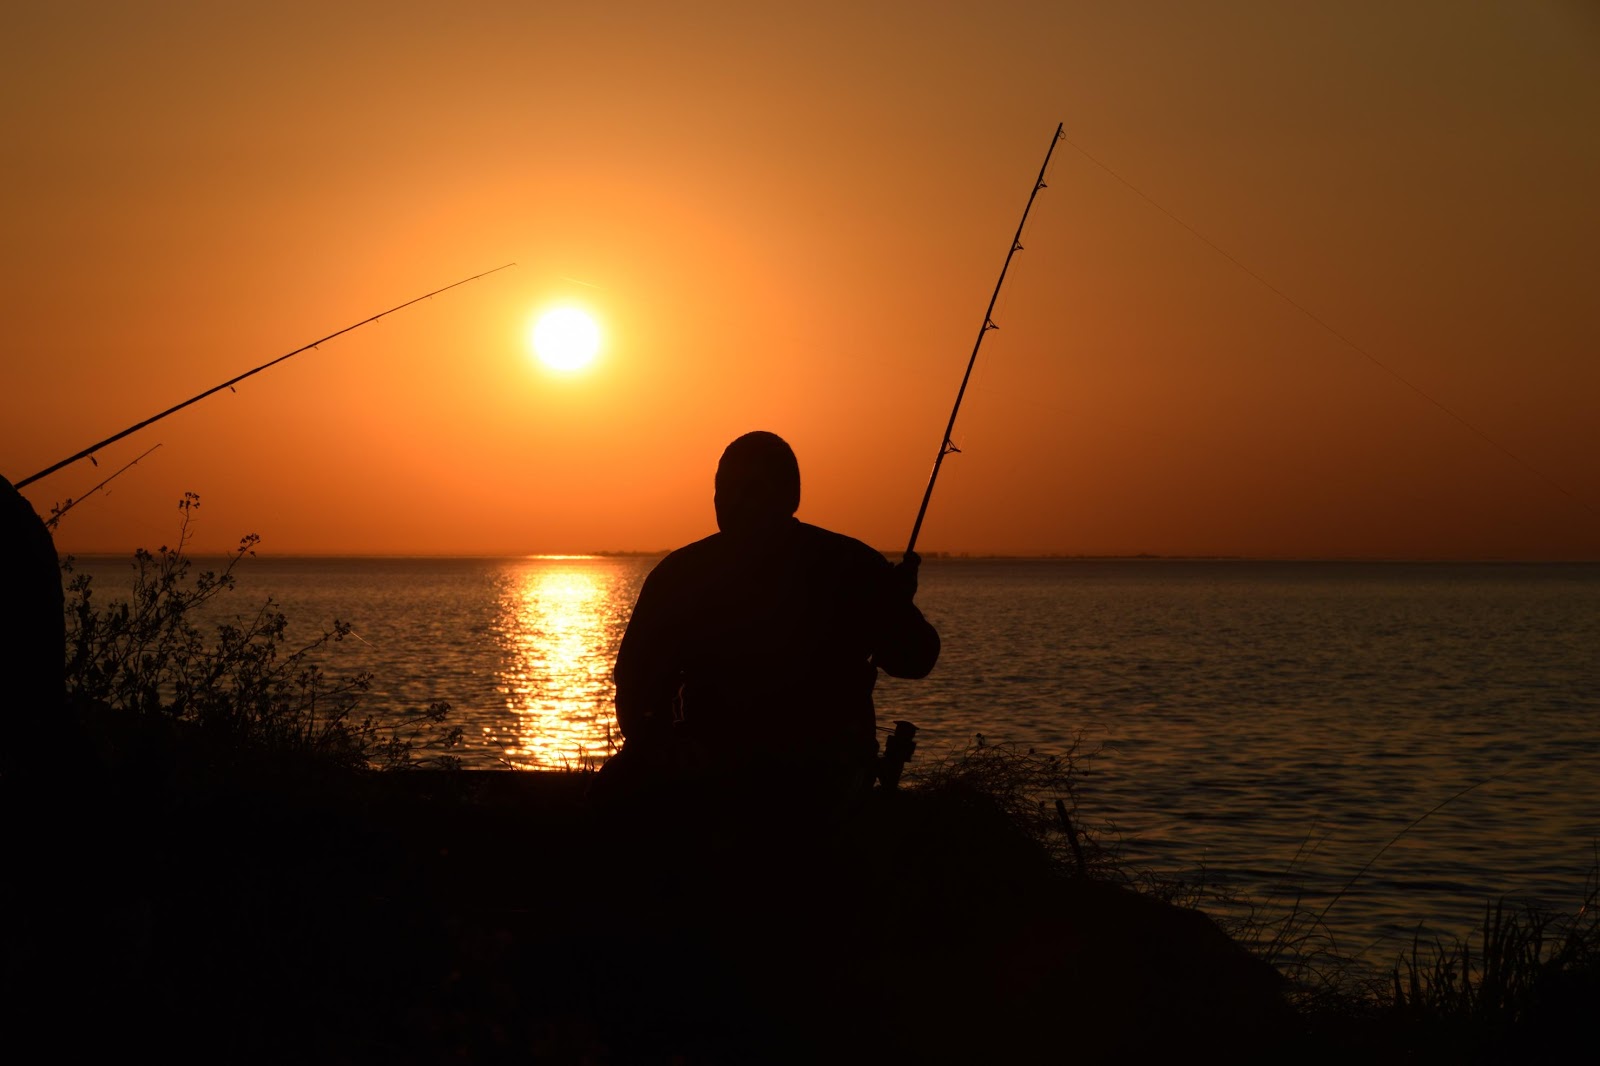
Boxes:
[876,720,918,789]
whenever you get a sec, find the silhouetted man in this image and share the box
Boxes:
[2,475,65,779]
[602,431,939,814]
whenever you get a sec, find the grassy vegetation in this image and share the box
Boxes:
[1361,872,1598,1061]
[907,737,1599,1063]
[901,733,1118,880]
[60,492,461,771]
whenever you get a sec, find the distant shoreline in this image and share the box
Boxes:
[60,550,1600,565]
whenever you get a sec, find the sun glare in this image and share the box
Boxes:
[529,307,601,372]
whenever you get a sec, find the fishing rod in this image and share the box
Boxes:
[44,443,162,529]
[14,263,516,490]
[905,124,1062,556]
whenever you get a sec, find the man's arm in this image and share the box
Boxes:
[612,569,681,742]
[872,551,940,679]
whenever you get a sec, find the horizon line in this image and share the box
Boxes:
[57,548,1600,565]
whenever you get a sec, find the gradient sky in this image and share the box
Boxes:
[4,2,1596,559]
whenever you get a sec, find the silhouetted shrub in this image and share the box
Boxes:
[905,732,1118,879]
[62,493,460,771]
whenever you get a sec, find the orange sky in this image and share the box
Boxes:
[4,2,1596,559]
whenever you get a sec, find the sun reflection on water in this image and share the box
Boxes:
[490,557,646,770]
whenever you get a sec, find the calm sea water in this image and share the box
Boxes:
[69,554,1600,967]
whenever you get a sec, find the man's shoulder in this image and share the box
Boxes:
[653,532,724,575]
[649,523,889,578]
[794,522,890,569]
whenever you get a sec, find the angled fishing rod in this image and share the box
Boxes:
[14,263,516,490]
[905,124,1062,555]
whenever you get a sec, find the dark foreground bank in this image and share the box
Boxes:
[3,708,1588,1064]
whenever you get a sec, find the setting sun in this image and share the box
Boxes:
[529,307,601,372]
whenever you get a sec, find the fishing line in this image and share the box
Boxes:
[1060,135,1589,514]
[1315,773,1501,925]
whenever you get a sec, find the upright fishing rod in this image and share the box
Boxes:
[905,124,1062,556]
[14,263,515,490]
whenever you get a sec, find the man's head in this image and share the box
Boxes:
[715,431,800,533]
